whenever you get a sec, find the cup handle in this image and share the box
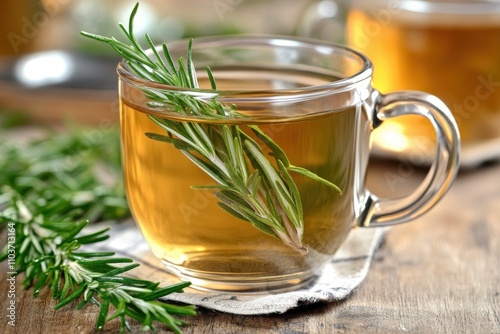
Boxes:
[359,90,461,227]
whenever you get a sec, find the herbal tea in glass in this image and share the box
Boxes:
[84,3,460,293]
[120,69,363,291]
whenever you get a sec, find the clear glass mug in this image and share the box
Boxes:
[118,36,460,293]
[299,0,500,151]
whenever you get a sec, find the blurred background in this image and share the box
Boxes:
[1,0,499,167]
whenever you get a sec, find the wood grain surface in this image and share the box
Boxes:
[1,159,499,334]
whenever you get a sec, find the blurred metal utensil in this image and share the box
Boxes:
[0,50,120,124]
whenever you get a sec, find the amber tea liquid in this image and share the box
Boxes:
[120,71,367,291]
[347,8,500,144]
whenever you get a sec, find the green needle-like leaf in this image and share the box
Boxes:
[249,125,291,167]
[182,150,229,186]
[96,299,110,330]
[54,284,87,309]
[289,165,342,194]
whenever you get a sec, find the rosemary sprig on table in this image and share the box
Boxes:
[0,129,196,333]
[81,2,341,253]
[0,127,128,223]
[0,196,195,333]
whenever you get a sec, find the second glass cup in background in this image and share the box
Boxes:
[300,0,500,164]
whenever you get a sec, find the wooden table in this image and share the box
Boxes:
[2,158,499,333]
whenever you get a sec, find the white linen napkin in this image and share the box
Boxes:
[88,220,385,315]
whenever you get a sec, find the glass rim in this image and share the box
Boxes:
[347,0,500,15]
[117,35,373,100]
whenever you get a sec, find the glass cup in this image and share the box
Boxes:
[118,35,460,293]
[300,0,500,154]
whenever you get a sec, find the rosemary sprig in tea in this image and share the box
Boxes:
[81,2,341,253]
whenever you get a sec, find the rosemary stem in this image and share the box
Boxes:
[80,2,341,254]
